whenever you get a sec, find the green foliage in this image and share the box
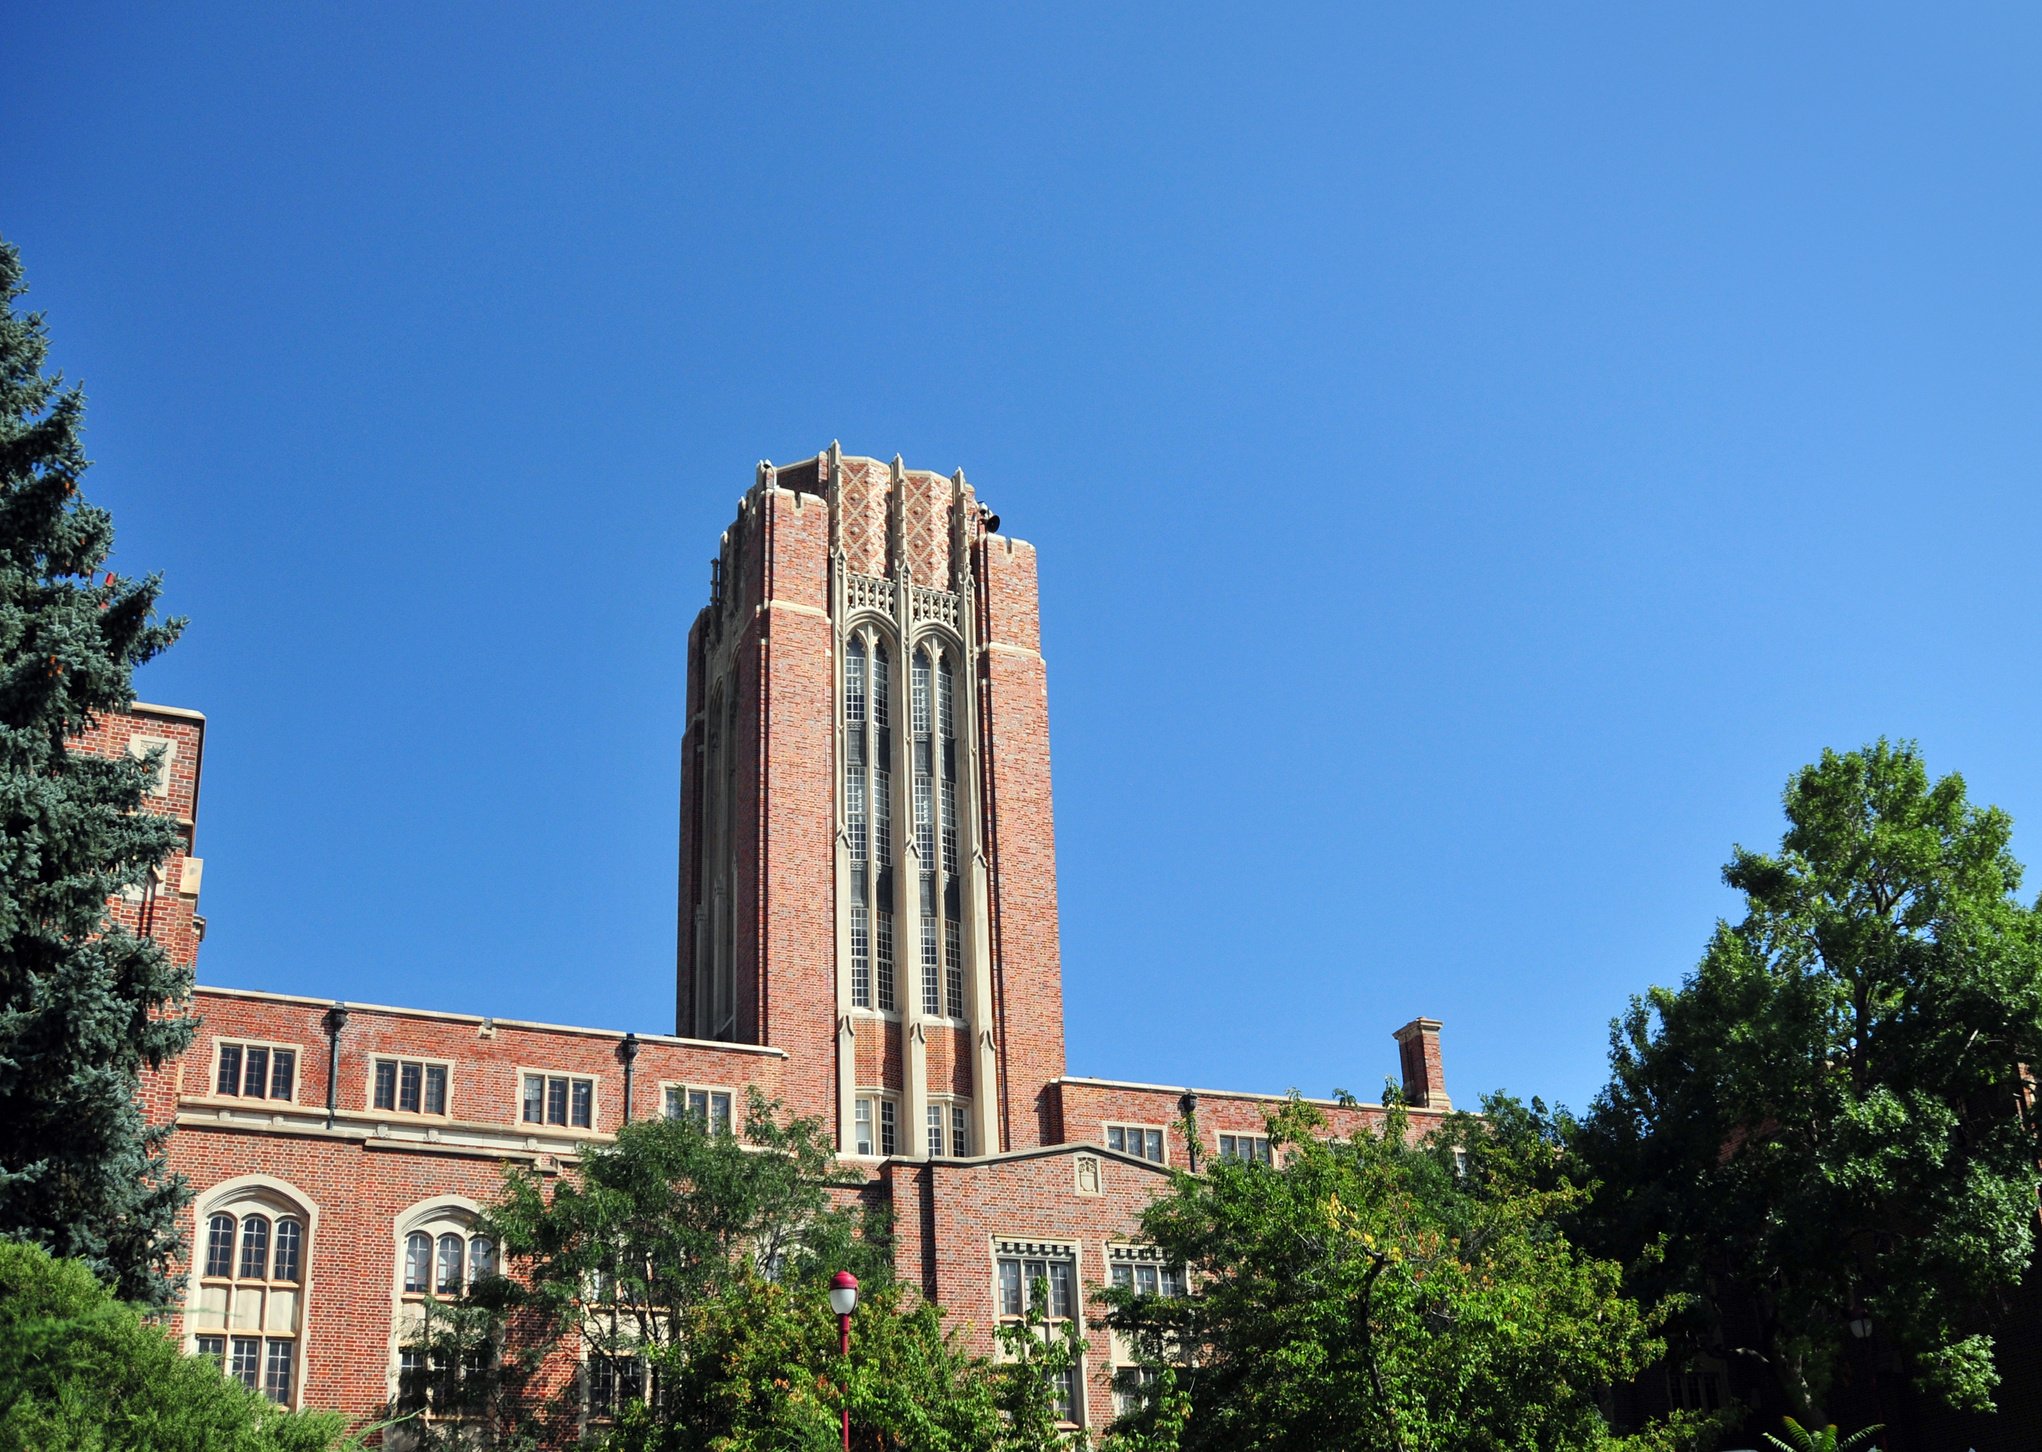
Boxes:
[424,1091,1004,1449]
[0,235,191,1306]
[1572,741,2042,1418]
[1100,1095,1674,1452]
[990,1283,1087,1452]
[0,1239,349,1452]
[1759,1416,1883,1452]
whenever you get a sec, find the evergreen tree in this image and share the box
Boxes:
[0,236,192,1306]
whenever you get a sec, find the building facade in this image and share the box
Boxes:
[130,448,1450,1434]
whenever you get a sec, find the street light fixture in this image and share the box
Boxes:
[831,1271,860,1451]
[1847,1307,1873,1340]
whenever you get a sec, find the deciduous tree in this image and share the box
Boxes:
[1573,740,2042,1420]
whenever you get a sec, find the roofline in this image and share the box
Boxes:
[1051,1074,1447,1116]
[190,984,790,1057]
[133,701,207,723]
[926,1140,1175,1173]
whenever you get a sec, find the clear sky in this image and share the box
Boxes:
[7,6,2041,1115]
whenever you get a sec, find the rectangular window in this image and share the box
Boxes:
[921,915,940,1016]
[879,1099,897,1157]
[940,778,958,874]
[1105,1125,1166,1163]
[944,919,964,1018]
[874,767,892,868]
[927,1104,944,1157]
[872,648,889,729]
[913,777,934,862]
[214,1041,298,1102]
[1218,1134,1273,1165]
[994,1245,1082,1423]
[1114,1366,1159,1420]
[373,1058,450,1116]
[196,1334,225,1363]
[850,903,871,1008]
[912,656,931,735]
[665,1086,734,1135]
[854,1098,874,1156]
[264,1340,293,1402]
[230,1336,261,1389]
[876,911,896,1013]
[846,764,867,863]
[523,1073,596,1129]
[845,649,866,725]
[952,1104,969,1157]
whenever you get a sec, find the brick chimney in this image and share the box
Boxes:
[1393,1018,1449,1110]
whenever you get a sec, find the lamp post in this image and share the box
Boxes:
[830,1270,859,1451]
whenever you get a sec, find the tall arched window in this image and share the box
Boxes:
[913,648,940,1017]
[188,1185,312,1406]
[845,630,898,1014]
[394,1204,499,1428]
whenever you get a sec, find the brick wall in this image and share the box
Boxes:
[975,533,1067,1149]
[71,702,206,970]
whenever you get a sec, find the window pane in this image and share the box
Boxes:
[854,1099,874,1156]
[269,1050,294,1100]
[469,1237,496,1281]
[711,1092,732,1134]
[687,1088,708,1124]
[264,1340,293,1402]
[952,1106,969,1157]
[243,1046,269,1099]
[196,1334,225,1361]
[999,1258,1022,1316]
[927,1105,944,1157]
[405,1232,432,1293]
[1111,1263,1132,1288]
[1136,1265,1159,1296]
[230,1337,261,1388]
[375,1060,398,1111]
[399,1061,423,1114]
[876,911,896,1012]
[879,1100,896,1156]
[436,1234,463,1295]
[546,1077,568,1125]
[217,1043,242,1096]
[1106,1126,1125,1153]
[920,914,939,1015]
[1049,1260,1074,1319]
[571,1079,593,1128]
[272,1219,302,1283]
[238,1216,270,1279]
[663,1085,682,1119]
[204,1214,236,1277]
[1162,1266,1186,1298]
[522,1075,544,1123]
[424,1065,447,1116]
[850,903,871,1008]
[1145,1130,1163,1163]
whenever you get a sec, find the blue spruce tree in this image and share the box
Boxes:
[0,236,193,1306]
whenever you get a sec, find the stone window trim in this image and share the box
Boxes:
[368,1055,457,1119]
[185,1175,318,1411]
[659,1081,737,1135]
[388,1197,498,1420]
[924,1093,972,1158]
[1101,1122,1169,1165]
[850,1091,900,1159]
[208,1038,301,1104]
[991,1238,1086,1428]
[517,1067,599,1133]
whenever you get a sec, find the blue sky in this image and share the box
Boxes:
[7,6,2042,1114]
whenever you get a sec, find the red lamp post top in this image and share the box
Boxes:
[830,1269,860,1317]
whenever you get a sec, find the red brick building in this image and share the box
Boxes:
[129,448,1451,1435]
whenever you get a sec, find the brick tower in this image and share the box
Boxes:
[676,446,1067,1157]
